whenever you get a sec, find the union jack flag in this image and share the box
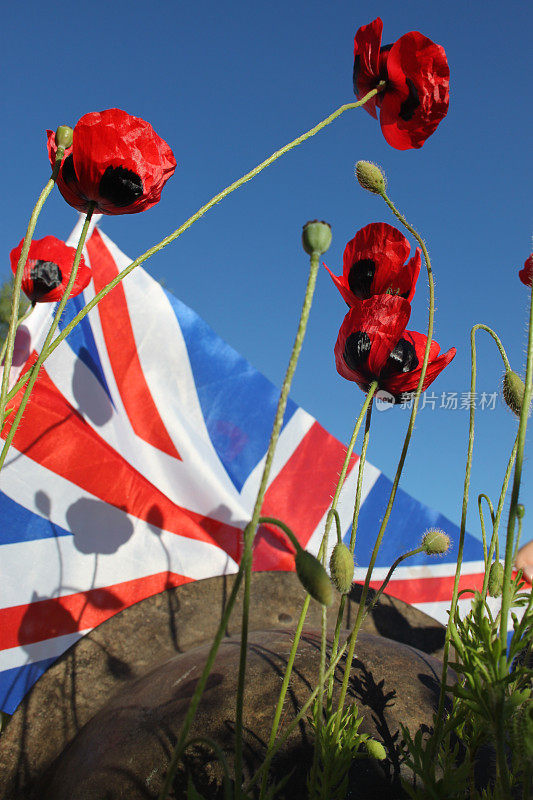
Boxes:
[0,217,487,715]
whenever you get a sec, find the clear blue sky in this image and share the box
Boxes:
[2,0,532,550]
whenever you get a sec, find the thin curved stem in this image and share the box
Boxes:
[6,87,385,405]
[0,152,64,424]
[477,494,495,565]
[349,399,374,552]
[361,546,425,625]
[481,436,518,599]
[0,206,94,472]
[333,190,437,726]
[433,322,518,749]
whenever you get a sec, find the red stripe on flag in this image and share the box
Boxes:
[367,571,486,605]
[252,421,357,571]
[87,228,181,460]
[0,572,192,650]
[2,364,243,561]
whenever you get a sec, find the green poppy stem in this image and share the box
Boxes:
[6,86,386,407]
[0,149,65,427]
[0,205,94,473]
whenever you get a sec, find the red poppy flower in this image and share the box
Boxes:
[334,294,456,402]
[324,222,421,306]
[10,236,91,303]
[353,18,449,150]
[519,254,533,288]
[47,109,176,215]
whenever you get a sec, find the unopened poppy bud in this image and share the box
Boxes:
[422,528,450,556]
[295,549,333,606]
[517,504,525,519]
[55,125,73,150]
[365,738,387,760]
[488,561,504,598]
[503,371,525,416]
[302,220,332,256]
[355,161,386,195]
[329,542,354,594]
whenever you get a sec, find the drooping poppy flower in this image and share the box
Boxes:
[10,236,91,303]
[324,222,421,306]
[353,17,450,150]
[334,294,456,402]
[47,109,176,215]
[519,254,533,288]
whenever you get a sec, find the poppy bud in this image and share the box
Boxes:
[295,549,333,606]
[487,561,504,598]
[503,371,525,416]
[517,504,525,519]
[302,220,332,256]
[329,542,354,594]
[421,528,450,556]
[365,738,387,760]
[355,161,386,195]
[55,125,73,150]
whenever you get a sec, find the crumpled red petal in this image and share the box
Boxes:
[353,17,383,119]
[519,254,533,288]
[384,330,455,395]
[325,223,421,306]
[47,109,176,215]
[380,31,450,150]
[334,294,411,389]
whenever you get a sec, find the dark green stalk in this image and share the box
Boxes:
[478,494,495,565]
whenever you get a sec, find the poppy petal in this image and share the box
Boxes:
[353,17,383,119]
[380,31,450,150]
[519,254,533,288]
[10,236,91,303]
[334,294,411,388]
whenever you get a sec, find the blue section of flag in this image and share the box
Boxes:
[0,492,71,545]
[0,658,55,715]
[57,296,113,403]
[346,473,480,567]
[165,290,297,492]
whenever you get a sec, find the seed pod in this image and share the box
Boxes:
[503,371,525,416]
[55,125,73,150]
[422,529,451,556]
[365,738,387,760]
[295,549,333,606]
[516,504,525,519]
[355,161,386,195]
[301,220,332,256]
[329,542,354,594]
[487,561,504,598]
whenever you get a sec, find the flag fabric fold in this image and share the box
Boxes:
[0,220,485,714]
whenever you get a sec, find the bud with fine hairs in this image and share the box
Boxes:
[503,370,526,416]
[421,528,451,556]
[295,549,333,606]
[365,738,387,760]
[355,160,386,195]
[329,541,354,594]
[487,560,504,597]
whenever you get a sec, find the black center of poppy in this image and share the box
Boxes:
[399,78,420,121]
[343,331,371,372]
[382,337,418,377]
[348,259,376,299]
[99,166,143,208]
[61,154,78,186]
[29,260,62,300]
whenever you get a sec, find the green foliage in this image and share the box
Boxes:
[402,581,533,799]
[307,702,377,800]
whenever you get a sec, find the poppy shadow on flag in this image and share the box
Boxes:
[66,497,134,554]
[10,325,32,367]
[71,350,114,427]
